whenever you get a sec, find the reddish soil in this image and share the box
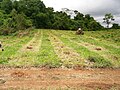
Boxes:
[0,68,120,90]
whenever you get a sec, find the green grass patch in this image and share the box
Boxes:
[55,30,120,67]
[88,56,112,68]
[52,30,113,68]
[0,29,119,68]
[0,30,35,65]
[8,30,41,66]
[37,30,61,68]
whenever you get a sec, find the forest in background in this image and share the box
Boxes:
[0,0,119,35]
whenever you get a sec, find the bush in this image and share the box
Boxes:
[0,27,10,35]
[112,23,120,29]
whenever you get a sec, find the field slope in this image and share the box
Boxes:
[0,29,120,89]
[0,29,120,68]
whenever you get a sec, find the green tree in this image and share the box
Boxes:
[1,0,13,14]
[0,10,5,26]
[88,21,103,31]
[68,19,79,30]
[45,7,54,28]
[0,0,104,32]
[0,0,3,2]
[74,12,84,21]
[112,23,120,29]
[52,12,70,30]
[16,0,46,28]
[35,13,49,28]
[12,0,19,11]
[2,9,32,32]
[103,13,115,28]
[17,0,46,17]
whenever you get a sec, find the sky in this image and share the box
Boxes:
[42,0,120,26]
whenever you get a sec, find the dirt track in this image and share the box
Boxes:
[0,68,120,90]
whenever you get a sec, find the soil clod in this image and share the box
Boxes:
[26,46,33,49]
[95,47,102,51]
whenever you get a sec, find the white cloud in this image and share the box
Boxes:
[42,0,120,25]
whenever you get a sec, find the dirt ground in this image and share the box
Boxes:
[0,67,120,90]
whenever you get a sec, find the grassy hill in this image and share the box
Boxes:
[0,29,120,68]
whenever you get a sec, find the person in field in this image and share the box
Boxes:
[76,27,84,35]
[0,41,4,51]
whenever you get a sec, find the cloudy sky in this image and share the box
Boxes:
[42,0,120,26]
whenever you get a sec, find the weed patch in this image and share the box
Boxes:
[87,56,112,68]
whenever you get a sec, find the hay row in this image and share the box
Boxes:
[49,33,84,67]
[60,33,118,66]
[69,38,119,64]
[20,30,42,52]
[55,30,117,61]
[8,30,43,66]
[83,35,120,49]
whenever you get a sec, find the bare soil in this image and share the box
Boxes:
[0,68,120,90]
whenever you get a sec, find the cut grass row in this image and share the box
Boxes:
[49,31,84,68]
[0,30,35,65]
[51,30,114,68]
[5,30,61,67]
[37,30,61,68]
[85,30,120,45]
[60,30,120,49]
[0,29,119,68]
[55,30,120,64]
[8,30,42,66]
[54,31,120,67]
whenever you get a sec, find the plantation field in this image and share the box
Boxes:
[0,29,120,68]
[0,29,120,89]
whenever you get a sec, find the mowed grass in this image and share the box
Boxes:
[0,29,120,68]
[52,30,112,68]
[54,30,120,67]
[37,30,61,67]
[0,30,35,64]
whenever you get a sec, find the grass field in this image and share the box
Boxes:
[0,29,120,68]
[0,29,120,90]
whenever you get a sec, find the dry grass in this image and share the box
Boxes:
[20,30,42,52]
[49,32,84,68]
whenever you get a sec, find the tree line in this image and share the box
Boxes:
[0,0,119,35]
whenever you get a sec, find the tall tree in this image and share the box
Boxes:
[17,0,46,17]
[103,13,115,28]
[112,23,120,29]
[74,12,84,20]
[0,10,5,26]
[1,0,13,14]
